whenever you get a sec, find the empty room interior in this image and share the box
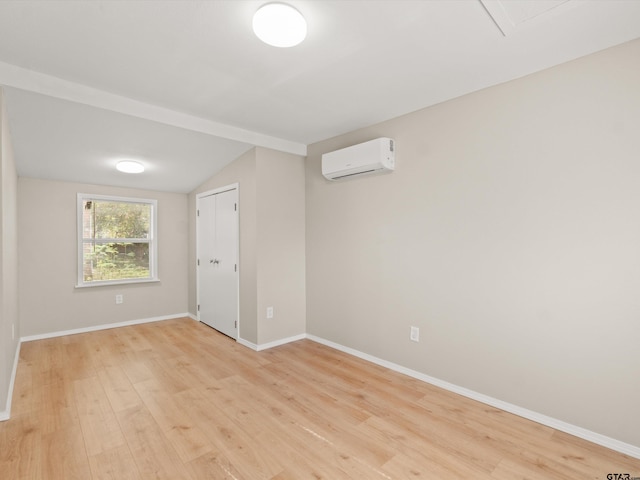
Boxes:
[1,1,640,478]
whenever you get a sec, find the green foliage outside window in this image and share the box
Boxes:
[82,199,152,282]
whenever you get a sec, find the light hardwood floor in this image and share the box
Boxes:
[1,317,638,479]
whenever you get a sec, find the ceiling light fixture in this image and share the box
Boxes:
[253,3,307,48]
[116,160,145,174]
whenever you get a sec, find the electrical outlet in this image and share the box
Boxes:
[410,326,420,342]
[266,306,274,319]
[115,294,124,304]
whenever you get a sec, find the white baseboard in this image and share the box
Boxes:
[0,340,22,422]
[306,334,640,460]
[236,337,258,350]
[255,334,306,351]
[20,313,191,342]
[237,333,306,351]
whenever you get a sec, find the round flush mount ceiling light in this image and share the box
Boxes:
[253,3,307,48]
[116,160,145,174]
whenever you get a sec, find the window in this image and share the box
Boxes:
[77,194,158,287]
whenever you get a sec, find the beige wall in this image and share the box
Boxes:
[189,147,305,346]
[0,88,19,414]
[18,178,189,337]
[189,148,259,343]
[256,148,306,344]
[306,38,640,447]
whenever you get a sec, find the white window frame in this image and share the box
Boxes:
[76,193,158,288]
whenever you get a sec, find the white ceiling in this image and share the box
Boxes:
[1,0,639,193]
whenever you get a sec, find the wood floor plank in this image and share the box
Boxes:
[73,375,127,456]
[36,340,68,386]
[87,444,142,480]
[360,413,500,476]
[159,354,224,390]
[550,430,640,471]
[176,386,284,479]
[382,450,493,480]
[41,425,92,480]
[491,457,576,480]
[215,372,395,472]
[118,352,155,385]
[133,378,215,463]
[63,337,100,381]
[1,317,638,479]
[114,326,155,353]
[191,376,364,477]
[116,404,196,480]
[186,450,247,480]
[142,356,191,394]
[36,379,80,435]
[259,355,375,427]
[85,329,130,369]
[135,321,195,359]
[253,429,356,479]
[97,365,143,413]
[0,413,43,480]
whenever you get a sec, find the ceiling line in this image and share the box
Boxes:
[0,60,307,156]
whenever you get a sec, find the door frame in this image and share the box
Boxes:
[196,183,240,339]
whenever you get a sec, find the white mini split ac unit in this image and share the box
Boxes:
[321,137,395,181]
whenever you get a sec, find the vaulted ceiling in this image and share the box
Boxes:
[1,0,639,192]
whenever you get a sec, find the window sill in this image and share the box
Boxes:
[75,278,160,289]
